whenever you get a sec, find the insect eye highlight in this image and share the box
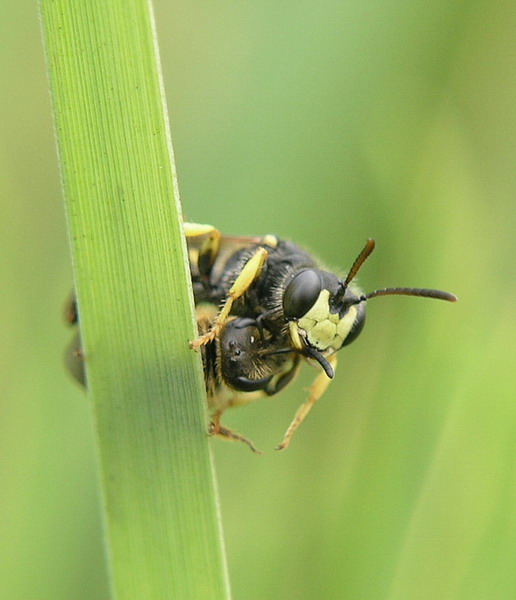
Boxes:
[283,270,322,319]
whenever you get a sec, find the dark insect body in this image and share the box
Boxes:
[65,223,457,453]
[186,223,456,451]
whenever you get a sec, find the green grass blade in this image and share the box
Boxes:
[39,1,231,598]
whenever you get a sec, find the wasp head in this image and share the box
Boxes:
[281,239,456,379]
[282,268,366,358]
[219,317,298,394]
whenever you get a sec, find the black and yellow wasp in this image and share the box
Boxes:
[66,223,456,453]
[185,223,456,452]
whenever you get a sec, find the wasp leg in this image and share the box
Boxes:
[276,354,338,451]
[184,222,222,279]
[191,247,269,349]
[209,411,261,454]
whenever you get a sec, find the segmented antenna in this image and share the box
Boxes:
[334,238,376,304]
[343,238,376,287]
[336,239,457,305]
[359,288,457,303]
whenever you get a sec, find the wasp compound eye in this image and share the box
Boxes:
[283,269,322,320]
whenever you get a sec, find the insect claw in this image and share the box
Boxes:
[209,420,262,454]
[190,329,217,350]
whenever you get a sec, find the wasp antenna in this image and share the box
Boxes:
[343,239,376,288]
[334,239,376,305]
[362,287,457,302]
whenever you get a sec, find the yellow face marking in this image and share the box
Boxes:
[311,320,337,344]
[289,321,304,350]
[337,306,357,340]
[296,289,358,351]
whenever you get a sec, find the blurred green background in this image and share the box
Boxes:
[2,1,515,598]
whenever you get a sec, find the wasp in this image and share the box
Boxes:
[65,223,456,453]
[185,223,457,451]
